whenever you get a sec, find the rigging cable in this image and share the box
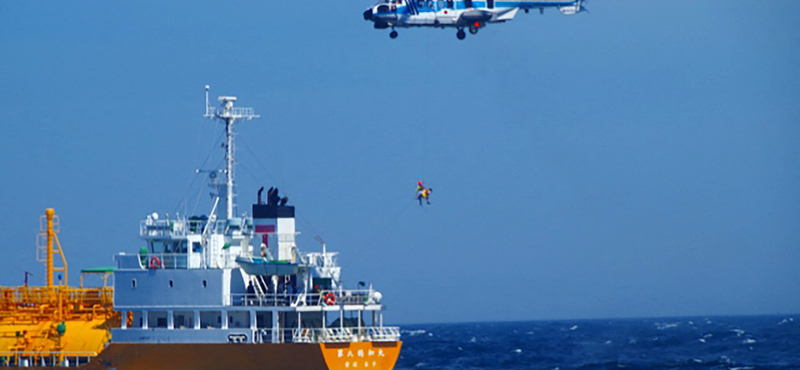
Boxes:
[175,124,226,217]
[238,136,323,238]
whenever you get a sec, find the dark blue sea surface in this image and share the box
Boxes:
[396,316,799,370]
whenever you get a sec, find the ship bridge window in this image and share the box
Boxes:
[169,280,174,288]
[202,280,208,288]
[200,311,222,329]
[150,240,188,254]
[149,241,163,253]
[132,311,144,327]
[148,311,168,328]
[229,311,250,328]
[173,311,193,329]
[256,311,272,328]
[131,279,137,289]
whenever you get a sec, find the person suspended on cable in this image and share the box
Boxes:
[422,187,432,205]
[415,181,432,206]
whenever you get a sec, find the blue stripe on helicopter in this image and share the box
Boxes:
[397,0,576,12]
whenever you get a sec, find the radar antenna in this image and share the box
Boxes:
[204,85,260,219]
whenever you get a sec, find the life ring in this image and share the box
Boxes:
[149,256,162,269]
[324,293,336,305]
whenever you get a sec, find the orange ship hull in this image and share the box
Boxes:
[4,341,402,370]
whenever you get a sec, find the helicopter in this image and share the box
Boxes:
[363,0,587,39]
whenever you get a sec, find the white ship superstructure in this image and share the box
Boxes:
[111,88,400,350]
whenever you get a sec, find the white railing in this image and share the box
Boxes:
[140,219,194,237]
[366,326,402,341]
[228,289,379,307]
[116,252,238,270]
[306,251,339,267]
[290,327,401,343]
[0,351,97,368]
[140,218,253,238]
[229,107,256,118]
[229,293,305,307]
[292,328,351,343]
[325,289,380,306]
[138,252,189,269]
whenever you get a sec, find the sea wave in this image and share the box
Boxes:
[395,316,800,370]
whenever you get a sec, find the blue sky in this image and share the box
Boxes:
[0,1,798,324]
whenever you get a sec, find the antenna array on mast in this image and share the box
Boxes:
[203,85,260,220]
[205,85,260,121]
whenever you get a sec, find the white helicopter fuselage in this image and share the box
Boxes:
[363,0,586,39]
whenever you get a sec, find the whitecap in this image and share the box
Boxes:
[729,367,754,370]
[405,329,426,336]
[457,347,463,351]
[698,338,706,343]
[703,333,713,338]
[569,325,578,331]
[742,338,756,344]
[427,332,433,337]
[692,359,703,363]
[605,340,612,345]
[469,337,477,343]
[732,329,745,337]
[513,348,522,353]
[414,362,426,367]
[655,322,679,330]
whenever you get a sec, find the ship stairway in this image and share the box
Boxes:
[249,275,269,304]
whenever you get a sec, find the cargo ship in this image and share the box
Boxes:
[0,87,402,369]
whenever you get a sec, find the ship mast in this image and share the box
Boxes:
[204,86,259,219]
[36,208,68,287]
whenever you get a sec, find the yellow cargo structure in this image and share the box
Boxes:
[0,209,118,367]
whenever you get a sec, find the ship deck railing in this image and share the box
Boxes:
[115,252,240,270]
[251,327,400,343]
[0,286,113,317]
[140,218,256,238]
[290,326,401,343]
[228,289,379,307]
[0,351,97,368]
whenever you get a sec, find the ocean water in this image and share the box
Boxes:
[396,316,799,370]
